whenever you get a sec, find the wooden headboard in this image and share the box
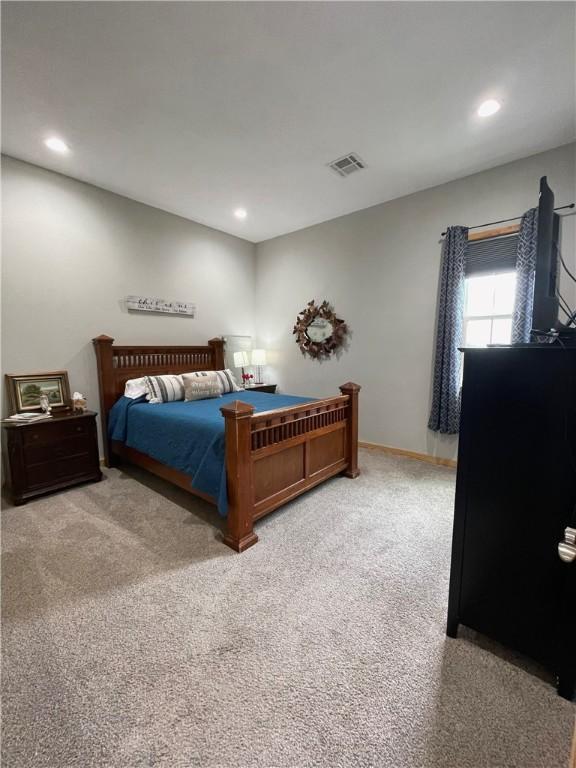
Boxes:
[92,335,225,460]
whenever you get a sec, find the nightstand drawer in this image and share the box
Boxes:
[22,419,89,446]
[25,454,97,490]
[24,435,91,464]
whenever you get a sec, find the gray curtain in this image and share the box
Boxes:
[511,208,538,343]
[428,226,468,434]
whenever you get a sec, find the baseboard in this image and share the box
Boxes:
[359,441,457,469]
[102,447,456,471]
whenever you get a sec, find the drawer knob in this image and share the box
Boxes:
[558,527,576,564]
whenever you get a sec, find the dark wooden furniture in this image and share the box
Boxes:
[447,346,576,699]
[93,335,360,552]
[249,384,277,394]
[2,410,102,505]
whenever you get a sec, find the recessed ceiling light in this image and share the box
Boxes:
[44,136,70,153]
[234,208,247,220]
[477,99,501,118]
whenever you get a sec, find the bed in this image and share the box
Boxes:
[93,335,360,552]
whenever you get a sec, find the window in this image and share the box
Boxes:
[463,271,516,347]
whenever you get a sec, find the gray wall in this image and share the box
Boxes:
[255,143,576,461]
[3,146,574,462]
[1,156,256,444]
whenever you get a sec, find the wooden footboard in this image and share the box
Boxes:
[221,383,360,551]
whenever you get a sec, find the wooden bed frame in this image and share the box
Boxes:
[93,335,360,552]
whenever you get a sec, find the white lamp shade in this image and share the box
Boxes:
[233,350,250,367]
[251,349,267,366]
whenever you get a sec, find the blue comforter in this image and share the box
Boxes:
[108,391,314,516]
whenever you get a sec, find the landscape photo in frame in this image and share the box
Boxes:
[6,371,70,413]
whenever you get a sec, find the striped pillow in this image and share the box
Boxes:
[184,369,241,395]
[215,369,242,394]
[145,375,185,404]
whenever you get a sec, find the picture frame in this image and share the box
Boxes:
[5,371,71,414]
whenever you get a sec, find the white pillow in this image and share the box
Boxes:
[182,372,221,401]
[183,369,242,394]
[124,377,149,399]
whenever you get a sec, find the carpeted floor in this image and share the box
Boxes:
[2,449,574,767]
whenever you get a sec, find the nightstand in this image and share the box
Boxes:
[2,410,102,505]
[249,384,277,394]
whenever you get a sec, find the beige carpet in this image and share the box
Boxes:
[2,449,574,767]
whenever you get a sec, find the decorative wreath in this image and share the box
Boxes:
[293,300,348,360]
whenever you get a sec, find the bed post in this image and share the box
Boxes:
[220,400,258,552]
[209,337,225,370]
[339,382,361,478]
[92,334,115,467]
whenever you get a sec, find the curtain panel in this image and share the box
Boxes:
[428,226,468,434]
[512,207,538,343]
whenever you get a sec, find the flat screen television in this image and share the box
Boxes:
[532,176,561,334]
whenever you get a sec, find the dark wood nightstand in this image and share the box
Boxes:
[2,410,102,505]
[248,384,277,394]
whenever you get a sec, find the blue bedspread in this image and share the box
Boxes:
[108,391,314,516]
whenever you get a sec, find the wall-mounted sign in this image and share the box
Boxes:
[126,296,196,317]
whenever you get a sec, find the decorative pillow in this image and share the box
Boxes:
[183,369,241,395]
[215,369,242,394]
[124,377,149,399]
[182,372,221,401]
[144,374,185,404]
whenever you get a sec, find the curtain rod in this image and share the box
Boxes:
[440,203,574,237]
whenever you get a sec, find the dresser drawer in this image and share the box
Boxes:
[25,454,98,490]
[22,419,90,447]
[24,434,91,464]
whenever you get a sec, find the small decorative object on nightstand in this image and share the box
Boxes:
[71,391,88,413]
[250,384,277,394]
[2,410,102,505]
[234,351,250,387]
[39,394,52,414]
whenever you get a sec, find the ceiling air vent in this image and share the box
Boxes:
[328,153,366,178]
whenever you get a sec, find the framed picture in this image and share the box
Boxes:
[5,371,71,414]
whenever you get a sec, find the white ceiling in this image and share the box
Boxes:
[2,2,575,243]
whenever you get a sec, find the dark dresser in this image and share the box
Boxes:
[2,410,102,505]
[447,346,576,699]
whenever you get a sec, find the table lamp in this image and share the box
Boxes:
[233,351,250,386]
[251,349,267,384]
